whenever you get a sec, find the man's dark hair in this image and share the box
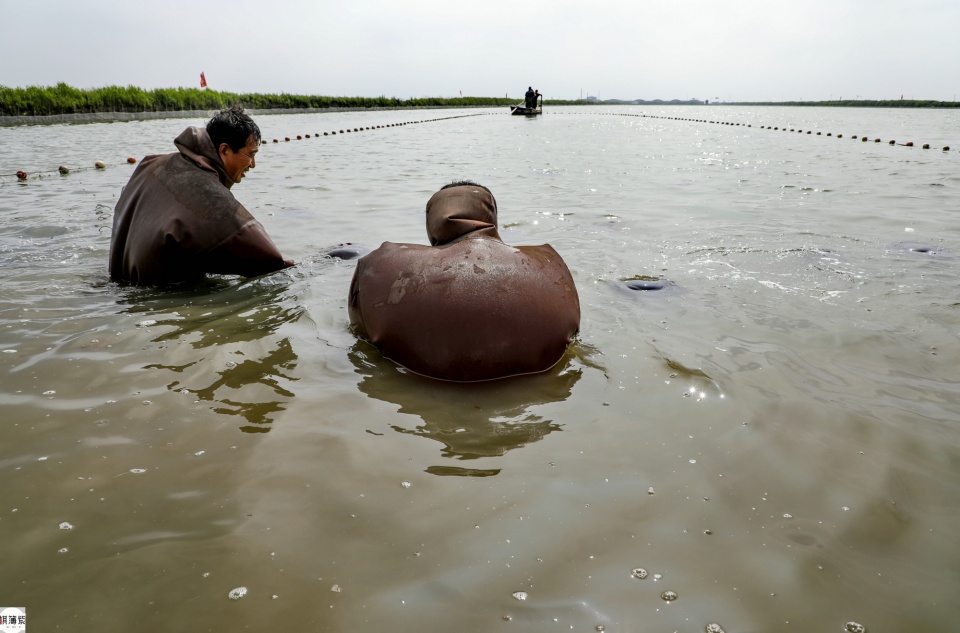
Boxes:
[441,180,491,194]
[207,105,261,151]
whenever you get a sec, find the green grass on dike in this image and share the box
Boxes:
[3,84,957,117]
[0,83,533,117]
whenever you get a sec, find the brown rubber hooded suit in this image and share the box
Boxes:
[348,184,580,381]
[109,127,287,286]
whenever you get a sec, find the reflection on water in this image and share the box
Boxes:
[185,337,296,431]
[349,340,585,475]
[120,274,302,432]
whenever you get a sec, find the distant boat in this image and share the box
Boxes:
[511,93,542,116]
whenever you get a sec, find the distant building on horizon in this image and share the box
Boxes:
[578,95,708,105]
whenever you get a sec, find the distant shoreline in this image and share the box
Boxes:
[5,100,958,127]
[3,84,958,127]
[0,84,523,126]
[729,100,959,109]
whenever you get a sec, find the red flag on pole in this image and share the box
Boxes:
[200,72,207,88]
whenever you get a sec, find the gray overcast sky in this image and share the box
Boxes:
[4,0,958,102]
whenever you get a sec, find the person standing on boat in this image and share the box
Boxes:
[109,105,293,286]
[525,86,536,109]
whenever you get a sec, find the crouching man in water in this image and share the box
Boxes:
[348,181,580,381]
[109,105,293,286]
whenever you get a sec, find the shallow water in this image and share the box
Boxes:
[1,106,959,632]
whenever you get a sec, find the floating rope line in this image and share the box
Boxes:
[10,107,946,184]
[261,112,494,144]
[0,111,498,184]
[1,158,131,183]
[583,111,953,153]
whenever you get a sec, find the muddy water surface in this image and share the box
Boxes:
[1,106,959,632]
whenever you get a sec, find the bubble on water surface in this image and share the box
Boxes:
[227,586,247,600]
[58,547,69,553]
[38,456,49,461]
[512,591,528,601]
[43,390,56,395]
[137,320,157,327]
[631,568,648,579]
[705,624,725,633]
[129,468,146,474]
[194,450,205,456]
[653,573,662,581]
[845,623,866,633]
[59,522,74,530]
[401,481,411,488]
[647,487,655,495]
[331,584,342,592]
[783,513,793,519]
[661,590,678,601]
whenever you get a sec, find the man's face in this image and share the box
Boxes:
[219,134,259,184]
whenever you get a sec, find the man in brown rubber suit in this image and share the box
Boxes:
[348,181,580,381]
[109,105,293,286]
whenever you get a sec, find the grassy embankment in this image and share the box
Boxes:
[0,83,526,117]
[5,84,956,116]
[731,99,960,108]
